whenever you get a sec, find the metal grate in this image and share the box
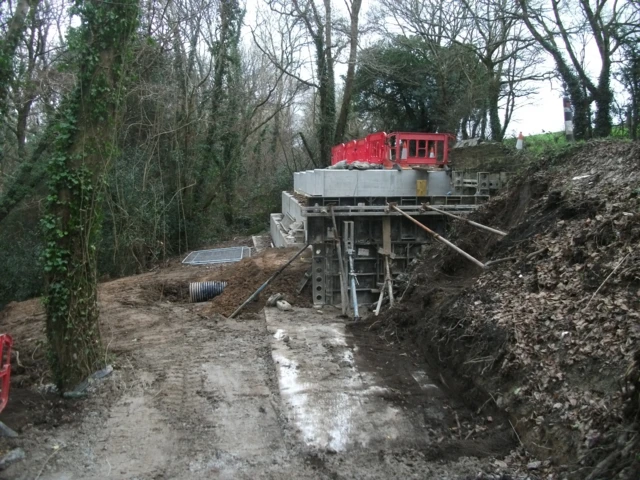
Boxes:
[182,246,252,265]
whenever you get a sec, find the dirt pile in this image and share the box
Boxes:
[205,248,312,316]
[135,247,313,316]
[385,140,640,479]
[450,142,517,172]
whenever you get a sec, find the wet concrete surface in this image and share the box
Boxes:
[266,308,452,454]
[2,303,513,479]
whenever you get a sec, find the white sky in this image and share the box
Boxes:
[508,79,566,138]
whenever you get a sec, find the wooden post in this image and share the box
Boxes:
[374,284,385,316]
[389,204,486,269]
[423,204,507,236]
[382,217,392,255]
[384,255,394,307]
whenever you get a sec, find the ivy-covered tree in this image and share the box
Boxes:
[198,0,244,227]
[0,0,41,164]
[42,0,138,390]
[618,40,640,140]
[518,0,639,139]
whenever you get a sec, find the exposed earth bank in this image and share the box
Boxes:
[383,140,640,480]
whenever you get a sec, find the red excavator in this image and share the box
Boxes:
[331,132,455,169]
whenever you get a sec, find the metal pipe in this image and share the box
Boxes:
[229,244,309,318]
[422,204,507,236]
[389,204,486,269]
[189,281,227,302]
[348,253,360,320]
[384,256,394,307]
[330,206,349,315]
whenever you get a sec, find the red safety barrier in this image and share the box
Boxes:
[0,334,13,413]
[331,131,456,168]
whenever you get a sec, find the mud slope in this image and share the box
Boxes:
[384,140,640,480]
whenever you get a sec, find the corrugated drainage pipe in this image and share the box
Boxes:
[189,281,227,303]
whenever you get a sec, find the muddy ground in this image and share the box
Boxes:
[0,246,535,479]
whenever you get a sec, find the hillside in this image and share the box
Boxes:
[384,140,640,479]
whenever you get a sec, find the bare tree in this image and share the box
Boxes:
[255,0,363,165]
[0,0,41,167]
[373,0,543,140]
[518,0,639,138]
[459,0,545,140]
[334,0,362,144]
[0,0,40,114]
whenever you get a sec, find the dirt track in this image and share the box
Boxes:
[0,251,528,479]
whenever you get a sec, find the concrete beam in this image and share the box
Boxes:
[293,169,451,197]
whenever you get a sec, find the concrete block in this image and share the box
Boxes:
[292,168,451,198]
[427,171,450,196]
[359,170,421,196]
[270,213,285,248]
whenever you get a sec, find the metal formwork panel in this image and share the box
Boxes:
[309,214,444,308]
[182,246,251,265]
[312,244,328,306]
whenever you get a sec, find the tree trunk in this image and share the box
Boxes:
[316,35,335,166]
[43,0,138,391]
[559,63,590,141]
[16,96,34,156]
[593,65,612,137]
[460,116,468,139]
[334,0,362,144]
[488,78,503,141]
[480,107,487,139]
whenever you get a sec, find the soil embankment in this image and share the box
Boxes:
[450,141,515,172]
[383,140,640,479]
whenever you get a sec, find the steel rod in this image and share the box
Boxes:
[348,253,360,320]
[389,204,486,269]
[229,244,309,318]
[422,204,507,236]
[330,206,349,316]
